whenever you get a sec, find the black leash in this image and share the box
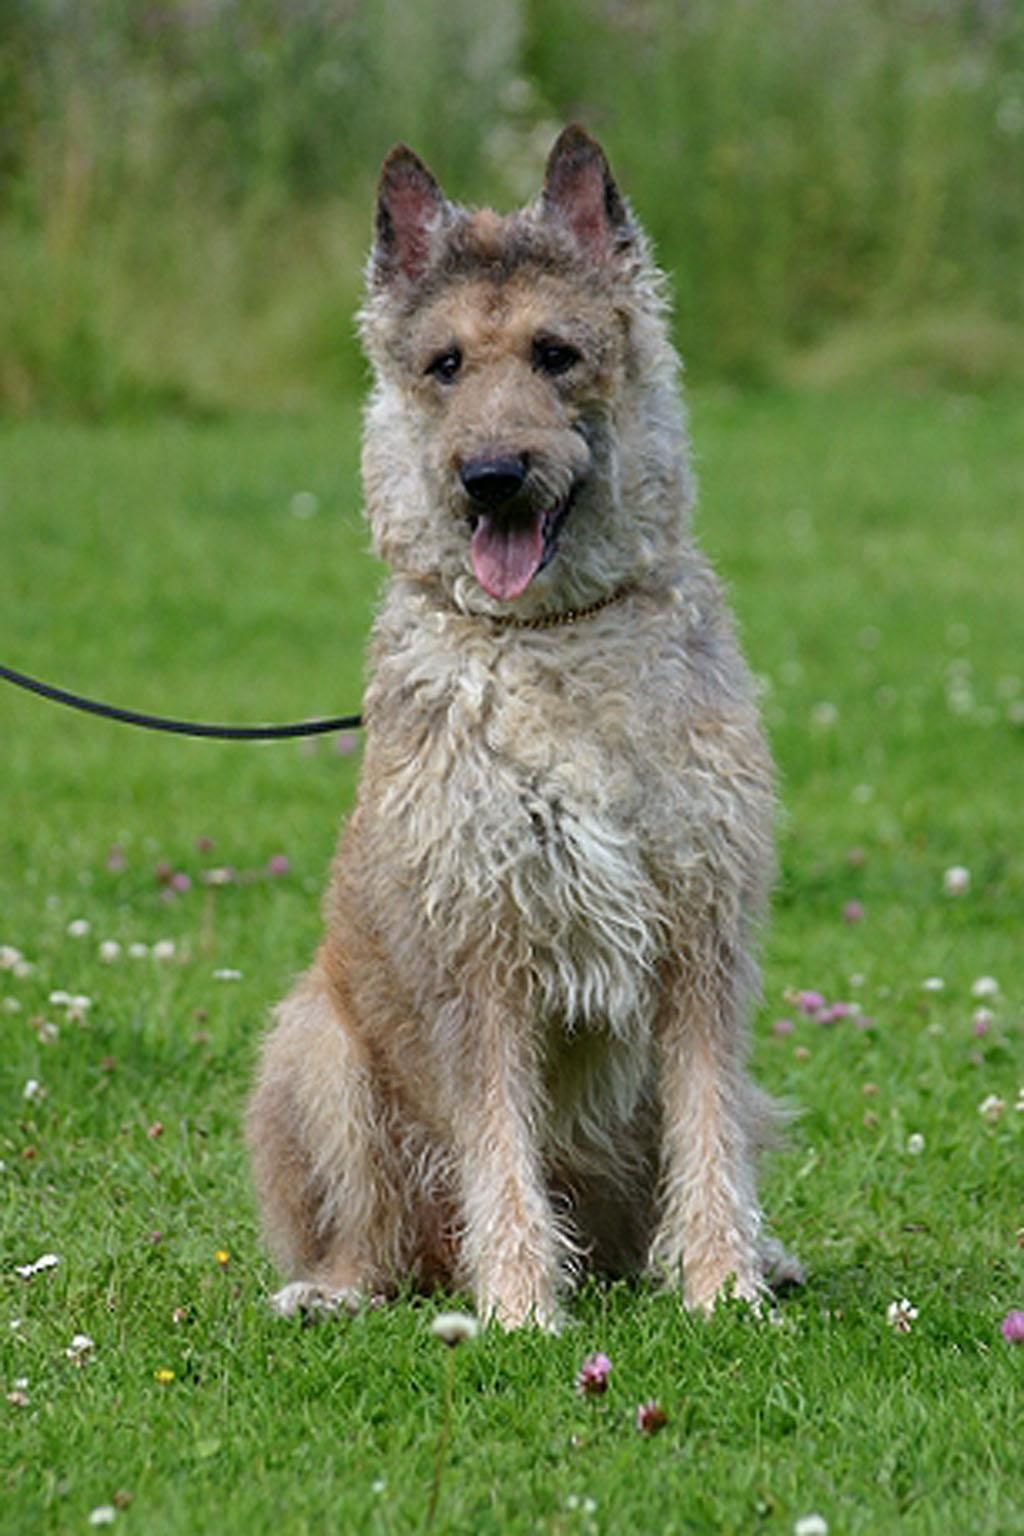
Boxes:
[0,663,362,741]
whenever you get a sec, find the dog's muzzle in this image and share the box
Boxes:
[459,457,581,603]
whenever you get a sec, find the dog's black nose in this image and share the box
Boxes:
[459,454,528,508]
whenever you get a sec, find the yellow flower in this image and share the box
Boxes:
[154,1368,175,1385]
[214,1249,230,1268]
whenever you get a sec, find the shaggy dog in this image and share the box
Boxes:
[247,126,801,1327]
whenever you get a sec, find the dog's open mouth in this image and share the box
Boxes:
[468,487,578,602]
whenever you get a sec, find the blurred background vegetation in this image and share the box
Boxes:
[1,0,1022,416]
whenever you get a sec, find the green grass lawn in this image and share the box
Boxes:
[2,391,1022,1535]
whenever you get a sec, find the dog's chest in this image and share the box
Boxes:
[378,644,666,1032]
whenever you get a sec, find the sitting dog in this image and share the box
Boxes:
[247,125,800,1327]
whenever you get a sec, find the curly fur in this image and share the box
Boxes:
[246,126,802,1327]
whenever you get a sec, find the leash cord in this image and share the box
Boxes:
[0,663,362,741]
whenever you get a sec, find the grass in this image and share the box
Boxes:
[3,0,1022,410]
[2,389,1023,1535]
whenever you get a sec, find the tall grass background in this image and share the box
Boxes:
[2,0,1023,416]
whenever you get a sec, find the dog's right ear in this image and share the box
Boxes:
[372,145,449,285]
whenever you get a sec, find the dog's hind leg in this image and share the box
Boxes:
[246,968,405,1318]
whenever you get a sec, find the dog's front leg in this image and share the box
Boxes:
[448,998,562,1331]
[651,937,769,1313]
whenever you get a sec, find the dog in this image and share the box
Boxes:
[246,125,801,1328]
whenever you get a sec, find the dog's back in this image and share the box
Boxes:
[247,127,799,1327]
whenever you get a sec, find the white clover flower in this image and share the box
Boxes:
[906,1133,925,1155]
[213,968,243,982]
[886,1298,918,1333]
[0,945,23,970]
[99,940,122,963]
[922,977,945,993]
[978,1094,1005,1123]
[1015,1087,1024,1114]
[88,1506,116,1526]
[152,940,176,962]
[128,942,149,959]
[289,490,320,519]
[67,919,91,938]
[14,1252,60,1279]
[942,866,970,896]
[795,1518,829,1536]
[23,1079,44,1102]
[971,976,999,1000]
[203,867,234,887]
[36,1021,59,1045]
[66,1332,95,1362]
[48,989,71,1007]
[430,1311,479,1346]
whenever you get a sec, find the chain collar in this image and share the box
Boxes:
[483,584,635,632]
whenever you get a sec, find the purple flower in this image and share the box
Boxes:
[170,871,192,893]
[1001,1310,1024,1343]
[817,1002,855,1026]
[842,901,864,924]
[635,1400,667,1435]
[576,1352,612,1397]
[972,1008,994,1037]
[267,854,291,877]
[773,1017,795,1037]
[796,990,826,1016]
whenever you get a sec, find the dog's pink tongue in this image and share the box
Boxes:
[470,513,545,601]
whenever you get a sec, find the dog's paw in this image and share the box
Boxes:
[683,1263,768,1318]
[481,1290,563,1334]
[269,1281,363,1322]
[759,1236,806,1293]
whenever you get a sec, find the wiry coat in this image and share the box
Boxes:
[247,127,800,1327]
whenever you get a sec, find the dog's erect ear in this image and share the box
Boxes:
[373,145,449,284]
[541,125,632,259]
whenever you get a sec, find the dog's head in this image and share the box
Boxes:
[359,126,693,616]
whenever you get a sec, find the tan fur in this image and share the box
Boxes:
[246,127,802,1327]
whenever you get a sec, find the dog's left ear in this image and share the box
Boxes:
[541,125,633,259]
[372,144,450,284]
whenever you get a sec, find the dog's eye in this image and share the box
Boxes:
[425,347,462,384]
[533,339,581,377]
